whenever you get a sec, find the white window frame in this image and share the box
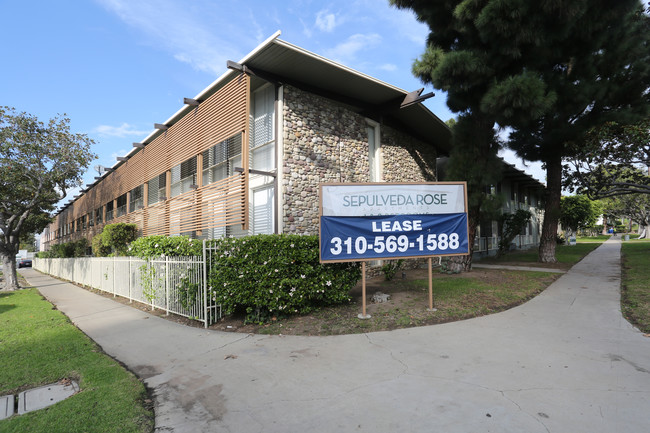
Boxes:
[366,119,382,182]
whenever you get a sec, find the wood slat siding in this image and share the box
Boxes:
[44,75,249,249]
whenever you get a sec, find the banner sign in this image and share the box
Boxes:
[320,213,469,261]
[321,183,466,217]
[319,182,469,263]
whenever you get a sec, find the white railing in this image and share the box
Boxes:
[34,251,221,327]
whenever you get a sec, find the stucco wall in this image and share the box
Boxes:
[281,85,438,235]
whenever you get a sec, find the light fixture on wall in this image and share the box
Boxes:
[117,157,128,162]
[133,142,145,148]
[154,123,168,131]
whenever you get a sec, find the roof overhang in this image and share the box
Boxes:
[121,30,451,160]
[59,32,451,218]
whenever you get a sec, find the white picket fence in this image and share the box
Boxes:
[34,254,221,327]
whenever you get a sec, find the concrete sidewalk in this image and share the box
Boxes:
[21,238,650,433]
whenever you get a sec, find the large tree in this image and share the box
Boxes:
[560,195,602,238]
[0,107,95,290]
[564,120,650,199]
[388,1,508,271]
[601,193,650,238]
[392,0,650,263]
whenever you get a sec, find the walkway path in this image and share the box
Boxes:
[21,238,650,432]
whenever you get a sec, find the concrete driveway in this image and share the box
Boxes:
[21,238,650,432]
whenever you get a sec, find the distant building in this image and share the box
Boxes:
[438,157,546,257]
[41,32,451,250]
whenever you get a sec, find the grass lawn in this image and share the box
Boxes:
[476,242,603,270]
[621,239,650,334]
[0,288,153,433]
[576,234,611,242]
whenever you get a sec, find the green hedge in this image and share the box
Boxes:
[38,238,88,258]
[206,234,360,322]
[128,235,202,258]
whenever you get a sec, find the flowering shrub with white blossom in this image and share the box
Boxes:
[206,234,360,323]
[128,235,202,258]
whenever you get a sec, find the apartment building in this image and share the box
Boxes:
[41,32,451,250]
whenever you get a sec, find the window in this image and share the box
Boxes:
[171,156,197,197]
[367,119,381,182]
[203,134,242,185]
[252,185,275,235]
[106,201,114,222]
[116,194,127,217]
[95,207,103,225]
[148,173,167,205]
[88,212,94,227]
[250,85,275,171]
[129,185,144,212]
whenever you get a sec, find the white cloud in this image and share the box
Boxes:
[93,123,148,138]
[324,33,382,64]
[379,63,397,72]
[300,18,313,38]
[315,10,338,32]
[96,0,244,75]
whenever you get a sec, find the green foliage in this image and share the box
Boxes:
[381,259,404,281]
[92,233,111,257]
[127,235,204,307]
[601,193,650,232]
[0,106,96,289]
[19,231,36,251]
[128,235,202,258]
[565,120,650,198]
[560,195,602,236]
[40,238,88,258]
[497,209,533,256]
[101,223,137,256]
[392,0,650,263]
[206,234,360,323]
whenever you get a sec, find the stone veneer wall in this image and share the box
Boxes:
[281,85,439,235]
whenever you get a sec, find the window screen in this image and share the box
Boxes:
[129,185,144,212]
[148,173,167,205]
[116,193,127,217]
[106,201,114,221]
[171,156,197,197]
[202,135,241,186]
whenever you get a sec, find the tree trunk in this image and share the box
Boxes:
[1,252,20,291]
[539,154,562,263]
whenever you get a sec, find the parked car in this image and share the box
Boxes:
[18,259,32,268]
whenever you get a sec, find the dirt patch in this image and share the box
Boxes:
[210,266,560,335]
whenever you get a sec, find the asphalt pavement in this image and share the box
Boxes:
[20,238,650,433]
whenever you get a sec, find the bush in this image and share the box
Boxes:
[128,235,202,258]
[41,239,89,258]
[381,259,404,281]
[206,234,360,323]
[101,223,137,256]
[92,233,111,257]
[497,209,532,256]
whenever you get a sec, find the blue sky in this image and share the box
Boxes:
[2,0,544,205]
